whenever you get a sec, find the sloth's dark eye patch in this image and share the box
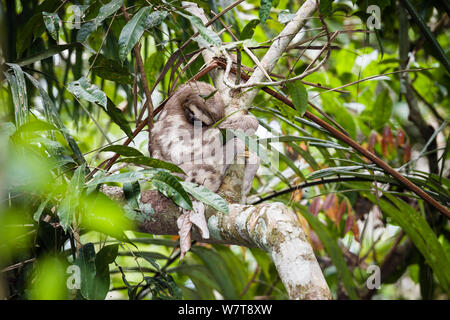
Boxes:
[185,107,208,126]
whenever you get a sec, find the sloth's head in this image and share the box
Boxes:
[179,82,225,127]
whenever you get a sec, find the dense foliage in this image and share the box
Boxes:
[0,0,449,300]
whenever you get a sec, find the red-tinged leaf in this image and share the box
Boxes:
[368,131,377,153]
[336,200,346,225]
[396,129,405,147]
[351,216,360,242]
[404,142,411,163]
[309,230,323,251]
[381,135,387,157]
[345,211,355,234]
[383,125,394,153]
[322,194,336,211]
[309,197,322,216]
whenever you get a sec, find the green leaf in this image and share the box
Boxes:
[240,19,260,40]
[80,192,132,241]
[5,63,29,127]
[319,0,333,17]
[190,246,240,299]
[100,145,144,157]
[144,52,165,86]
[372,89,392,130]
[178,12,221,46]
[249,248,271,280]
[77,0,124,42]
[152,171,193,211]
[77,22,97,43]
[16,43,82,67]
[42,12,60,41]
[58,164,86,231]
[87,169,159,186]
[33,198,50,222]
[259,0,273,24]
[298,206,359,299]
[75,243,97,300]
[12,119,59,139]
[117,156,185,174]
[93,244,119,300]
[401,0,450,73]
[287,81,308,116]
[118,6,152,62]
[24,71,85,165]
[15,0,60,57]
[89,54,132,84]
[144,10,168,29]
[364,193,450,292]
[181,181,229,214]
[103,98,133,139]
[67,77,107,108]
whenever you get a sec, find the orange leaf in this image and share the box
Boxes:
[404,142,411,163]
[336,200,347,225]
[309,197,322,216]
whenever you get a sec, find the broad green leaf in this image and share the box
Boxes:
[103,98,133,139]
[259,0,273,24]
[93,244,119,300]
[5,64,29,127]
[67,77,107,108]
[24,72,85,165]
[249,248,272,280]
[171,264,218,299]
[89,54,132,84]
[298,206,359,299]
[401,0,450,73]
[75,243,97,300]
[58,164,86,231]
[118,6,152,62]
[16,43,82,67]
[42,12,60,41]
[117,156,185,174]
[144,52,165,86]
[181,181,229,214]
[144,10,168,29]
[240,19,260,40]
[33,198,50,222]
[77,0,124,42]
[287,81,308,116]
[364,193,450,292]
[16,0,60,57]
[190,246,240,299]
[152,171,193,211]
[80,192,132,241]
[94,0,124,25]
[12,119,59,138]
[319,0,333,17]
[77,22,97,43]
[100,145,143,157]
[178,12,221,46]
[372,89,392,130]
[87,169,159,186]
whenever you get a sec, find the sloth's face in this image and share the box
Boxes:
[185,103,214,126]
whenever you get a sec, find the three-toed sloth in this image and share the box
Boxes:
[150,81,259,198]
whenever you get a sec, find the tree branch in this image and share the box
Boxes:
[101,187,332,300]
